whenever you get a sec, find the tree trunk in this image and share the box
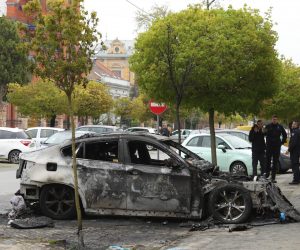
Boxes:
[50,114,56,127]
[209,108,217,165]
[176,103,181,144]
[67,95,84,248]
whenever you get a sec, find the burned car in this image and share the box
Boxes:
[16,133,287,223]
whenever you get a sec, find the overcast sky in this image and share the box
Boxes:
[84,0,300,65]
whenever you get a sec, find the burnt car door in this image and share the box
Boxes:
[76,139,127,210]
[124,139,191,215]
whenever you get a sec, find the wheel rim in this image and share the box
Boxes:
[231,163,246,175]
[10,151,20,164]
[214,190,246,222]
[44,186,74,216]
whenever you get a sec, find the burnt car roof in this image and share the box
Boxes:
[62,131,172,145]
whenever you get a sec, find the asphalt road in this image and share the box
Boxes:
[0,162,19,214]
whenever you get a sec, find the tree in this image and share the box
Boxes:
[114,97,133,126]
[131,8,204,143]
[135,5,169,31]
[130,94,153,125]
[7,81,67,126]
[74,81,113,122]
[263,59,300,122]
[186,6,280,165]
[23,0,101,246]
[7,80,113,127]
[0,16,30,119]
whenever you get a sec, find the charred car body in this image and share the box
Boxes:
[16,133,288,223]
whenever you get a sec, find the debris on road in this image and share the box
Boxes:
[10,216,54,229]
[8,195,26,220]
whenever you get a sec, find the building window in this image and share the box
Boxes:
[112,70,121,77]
[114,47,119,53]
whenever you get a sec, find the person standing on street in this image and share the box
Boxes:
[265,115,287,183]
[287,121,300,185]
[249,120,266,177]
[161,123,170,137]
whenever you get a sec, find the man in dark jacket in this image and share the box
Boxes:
[249,120,265,177]
[265,115,287,183]
[288,121,300,184]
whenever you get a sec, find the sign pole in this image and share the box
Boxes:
[157,114,159,159]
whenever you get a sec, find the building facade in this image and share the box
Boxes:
[96,39,135,86]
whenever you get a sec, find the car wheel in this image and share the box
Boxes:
[40,185,76,220]
[208,184,252,224]
[8,150,21,164]
[230,162,248,175]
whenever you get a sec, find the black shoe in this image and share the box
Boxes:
[271,179,277,183]
[289,181,300,185]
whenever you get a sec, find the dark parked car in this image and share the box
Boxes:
[17,133,278,223]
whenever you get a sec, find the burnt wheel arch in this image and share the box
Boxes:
[39,184,78,220]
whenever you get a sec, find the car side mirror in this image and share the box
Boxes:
[217,144,226,153]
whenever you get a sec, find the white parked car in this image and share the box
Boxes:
[26,127,64,148]
[29,130,95,149]
[170,129,192,143]
[182,133,253,175]
[0,127,32,163]
[125,127,157,134]
[76,125,120,133]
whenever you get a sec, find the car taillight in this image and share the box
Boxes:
[21,140,31,147]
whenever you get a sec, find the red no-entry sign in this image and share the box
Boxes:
[149,100,167,115]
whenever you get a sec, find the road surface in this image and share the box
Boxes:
[0,162,19,214]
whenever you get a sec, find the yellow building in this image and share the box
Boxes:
[96,38,135,86]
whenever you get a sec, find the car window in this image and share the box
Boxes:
[128,141,171,166]
[201,136,211,147]
[186,136,202,147]
[26,129,38,138]
[16,131,30,139]
[172,131,179,136]
[131,128,147,132]
[0,130,13,139]
[84,140,119,162]
[41,129,57,138]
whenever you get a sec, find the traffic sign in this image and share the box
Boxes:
[149,100,167,115]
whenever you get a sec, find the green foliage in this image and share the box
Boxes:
[7,80,113,119]
[187,6,280,115]
[22,0,101,96]
[130,94,153,123]
[0,16,30,101]
[263,59,300,120]
[7,81,67,118]
[74,81,113,118]
[114,97,133,121]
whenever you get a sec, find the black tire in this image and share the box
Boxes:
[40,185,76,220]
[230,161,248,175]
[8,150,21,164]
[208,184,252,224]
